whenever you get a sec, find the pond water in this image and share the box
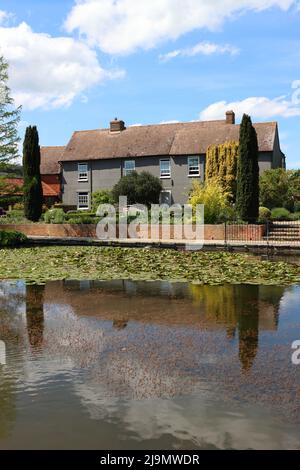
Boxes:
[0,279,300,450]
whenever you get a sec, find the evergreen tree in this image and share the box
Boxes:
[206,141,239,201]
[23,126,43,221]
[236,114,259,222]
[112,171,162,207]
[0,56,21,162]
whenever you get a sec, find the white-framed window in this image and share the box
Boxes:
[124,160,135,176]
[77,192,89,210]
[188,156,200,177]
[160,159,171,179]
[78,163,88,182]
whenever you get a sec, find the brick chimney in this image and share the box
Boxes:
[226,110,235,125]
[110,118,125,132]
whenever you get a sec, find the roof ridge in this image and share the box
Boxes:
[72,119,229,134]
[41,145,65,148]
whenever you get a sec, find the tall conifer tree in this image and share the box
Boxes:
[23,126,43,221]
[236,114,259,222]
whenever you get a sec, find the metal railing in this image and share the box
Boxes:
[224,220,300,246]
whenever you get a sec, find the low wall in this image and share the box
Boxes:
[0,223,265,241]
[226,224,266,241]
[0,224,98,238]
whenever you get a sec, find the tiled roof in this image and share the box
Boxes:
[42,181,60,197]
[40,146,64,174]
[61,120,278,162]
[0,177,59,197]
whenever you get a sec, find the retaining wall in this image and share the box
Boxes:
[0,223,265,241]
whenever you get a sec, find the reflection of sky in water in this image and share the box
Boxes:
[0,340,5,365]
[0,280,300,450]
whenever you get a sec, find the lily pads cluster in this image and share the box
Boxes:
[0,246,299,285]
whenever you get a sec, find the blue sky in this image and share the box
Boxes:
[0,0,300,168]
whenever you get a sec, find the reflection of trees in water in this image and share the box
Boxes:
[236,286,259,372]
[26,285,45,350]
[189,284,238,326]
[189,284,285,372]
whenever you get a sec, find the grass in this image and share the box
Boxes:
[0,246,299,285]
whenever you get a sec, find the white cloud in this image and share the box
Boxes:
[200,96,300,121]
[0,10,8,24]
[159,41,239,62]
[0,21,125,110]
[65,0,296,55]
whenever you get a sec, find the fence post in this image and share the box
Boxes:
[224,220,227,249]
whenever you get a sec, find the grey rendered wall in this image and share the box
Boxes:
[62,159,122,208]
[62,154,203,208]
[170,155,205,205]
[135,155,204,205]
[62,161,90,207]
[258,152,272,175]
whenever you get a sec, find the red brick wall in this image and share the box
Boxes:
[0,223,265,241]
[226,224,266,241]
[0,224,97,238]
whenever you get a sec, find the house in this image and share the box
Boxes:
[0,147,63,209]
[54,111,285,210]
[0,177,23,209]
[40,146,64,206]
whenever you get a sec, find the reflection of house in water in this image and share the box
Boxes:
[43,280,285,372]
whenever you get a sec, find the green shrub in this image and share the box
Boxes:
[0,195,22,208]
[44,208,65,224]
[258,207,271,223]
[0,230,27,247]
[189,179,232,224]
[12,202,24,211]
[289,212,300,221]
[92,190,114,212]
[67,215,99,224]
[260,169,300,211]
[0,209,26,224]
[65,211,96,220]
[8,209,24,218]
[112,172,162,207]
[271,207,291,221]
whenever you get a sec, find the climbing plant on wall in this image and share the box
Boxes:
[206,141,239,201]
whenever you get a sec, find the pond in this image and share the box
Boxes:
[0,279,300,450]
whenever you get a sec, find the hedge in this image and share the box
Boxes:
[0,230,28,247]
